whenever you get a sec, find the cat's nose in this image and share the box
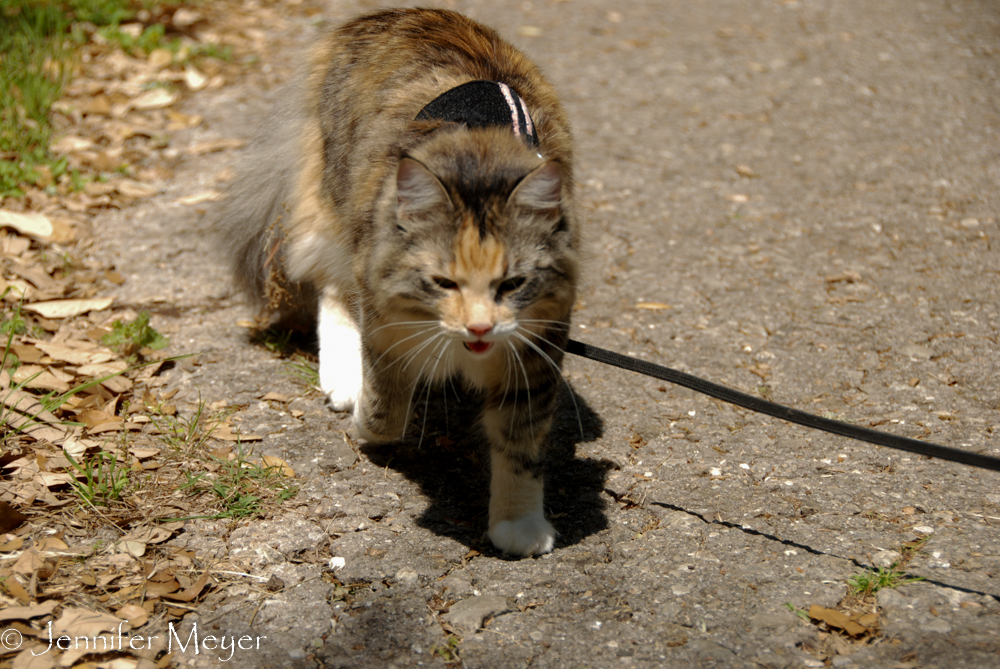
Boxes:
[467,323,493,338]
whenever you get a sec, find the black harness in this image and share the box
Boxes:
[416,80,539,147]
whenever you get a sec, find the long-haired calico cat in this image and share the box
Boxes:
[217,8,580,557]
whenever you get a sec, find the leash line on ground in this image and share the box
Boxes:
[566,339,1000,473]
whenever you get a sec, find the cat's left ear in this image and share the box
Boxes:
[510,160,562,213]
[397,157,452,218]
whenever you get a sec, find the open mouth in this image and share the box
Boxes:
[464,341,493,354]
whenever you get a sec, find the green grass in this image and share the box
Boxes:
[65,449,130,506]
[146,395,226,452]
[0,1,73,196]
[178,445,298,520]
[430,635,461,663]
[283,354,320,388]
[252,326,294,354]
[1,299,30,339]
[98,21,232,62]
[101,309,169,359]
[848,564,925,598]
[0,1,221,197]
[784,602,811,622]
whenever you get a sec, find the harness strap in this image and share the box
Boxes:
[416,80,538,147]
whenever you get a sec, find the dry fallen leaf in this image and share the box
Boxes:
[76,360,128,377]
[116,540,147,558]
[176,189,223,206]
[116,179,160,199]
[162,570,211,602]
[261,455,295,477]
[183,64,209,91]
[128,446,160,459]
[49,607,132,666]
[11,366,71,392]
[144,578,181,599]
[12,546,46,575]
[808,604,869,636]
[49,135,95,154]
[0,599,60,623]
[123,526,174,545]
[31,341,116,366]
[857,612,879,627]
[130,88,179,110]
[35,536,69,551]
[0,210,53,240]
[208,423,263,442]
[116,603,149,627]
[147,48,173,70]
[0,536,26,552]
[22,297,114,319]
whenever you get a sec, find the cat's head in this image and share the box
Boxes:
[369,127,578,359]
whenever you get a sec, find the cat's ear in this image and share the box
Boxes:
[510,160,562,213]
[397,157,451,218]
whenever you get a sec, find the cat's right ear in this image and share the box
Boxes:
[396,158,452,219]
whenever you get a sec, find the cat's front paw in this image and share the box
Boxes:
[318,337,363,413]
[317,298,363,413]
[320,362,363,413]
[353,416,396,444]
[488,510,555,557]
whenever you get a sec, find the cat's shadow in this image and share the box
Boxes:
[359,382,611,557]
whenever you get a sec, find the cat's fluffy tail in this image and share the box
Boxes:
[214,83,316,323]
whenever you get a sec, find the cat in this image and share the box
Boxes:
[216,8,580,557]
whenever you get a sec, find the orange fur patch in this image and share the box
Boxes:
[451,216,507,281]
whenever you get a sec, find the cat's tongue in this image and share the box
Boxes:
[465,341,493,354]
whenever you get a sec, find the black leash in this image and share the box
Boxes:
[566,339,1000,473]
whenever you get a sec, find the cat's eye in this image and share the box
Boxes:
[497,276,526,296]
[432,276,459,290]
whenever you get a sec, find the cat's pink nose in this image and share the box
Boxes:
[467,323,493,337]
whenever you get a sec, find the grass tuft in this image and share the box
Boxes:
[65,449,130,506]
[177,445,298,520]
[101,310,169,359]
[0,1,225,196]
[848,563,925,598]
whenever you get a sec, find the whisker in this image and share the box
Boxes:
[372,325,440,369]
[400,334,446,440]
[418,337,450,447]
[498,342,513,413]
[502,342,518,434]
[514,329,584,440]
[400,331,447,374]
[448,372,462,403]
[442,349,458,434]
[510,340,534,440]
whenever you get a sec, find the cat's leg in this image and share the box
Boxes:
[482,388,558,557]
[318,286,363,412]
[351,343,413,443]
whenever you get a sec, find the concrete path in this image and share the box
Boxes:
[93,1,999,666]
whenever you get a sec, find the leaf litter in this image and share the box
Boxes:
[0,2,320,667]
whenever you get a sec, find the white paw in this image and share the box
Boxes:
[488,509,555,557]
[318,300,363,413]
[320,356,362,413]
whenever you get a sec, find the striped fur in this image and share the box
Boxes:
[216,9,580,557]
